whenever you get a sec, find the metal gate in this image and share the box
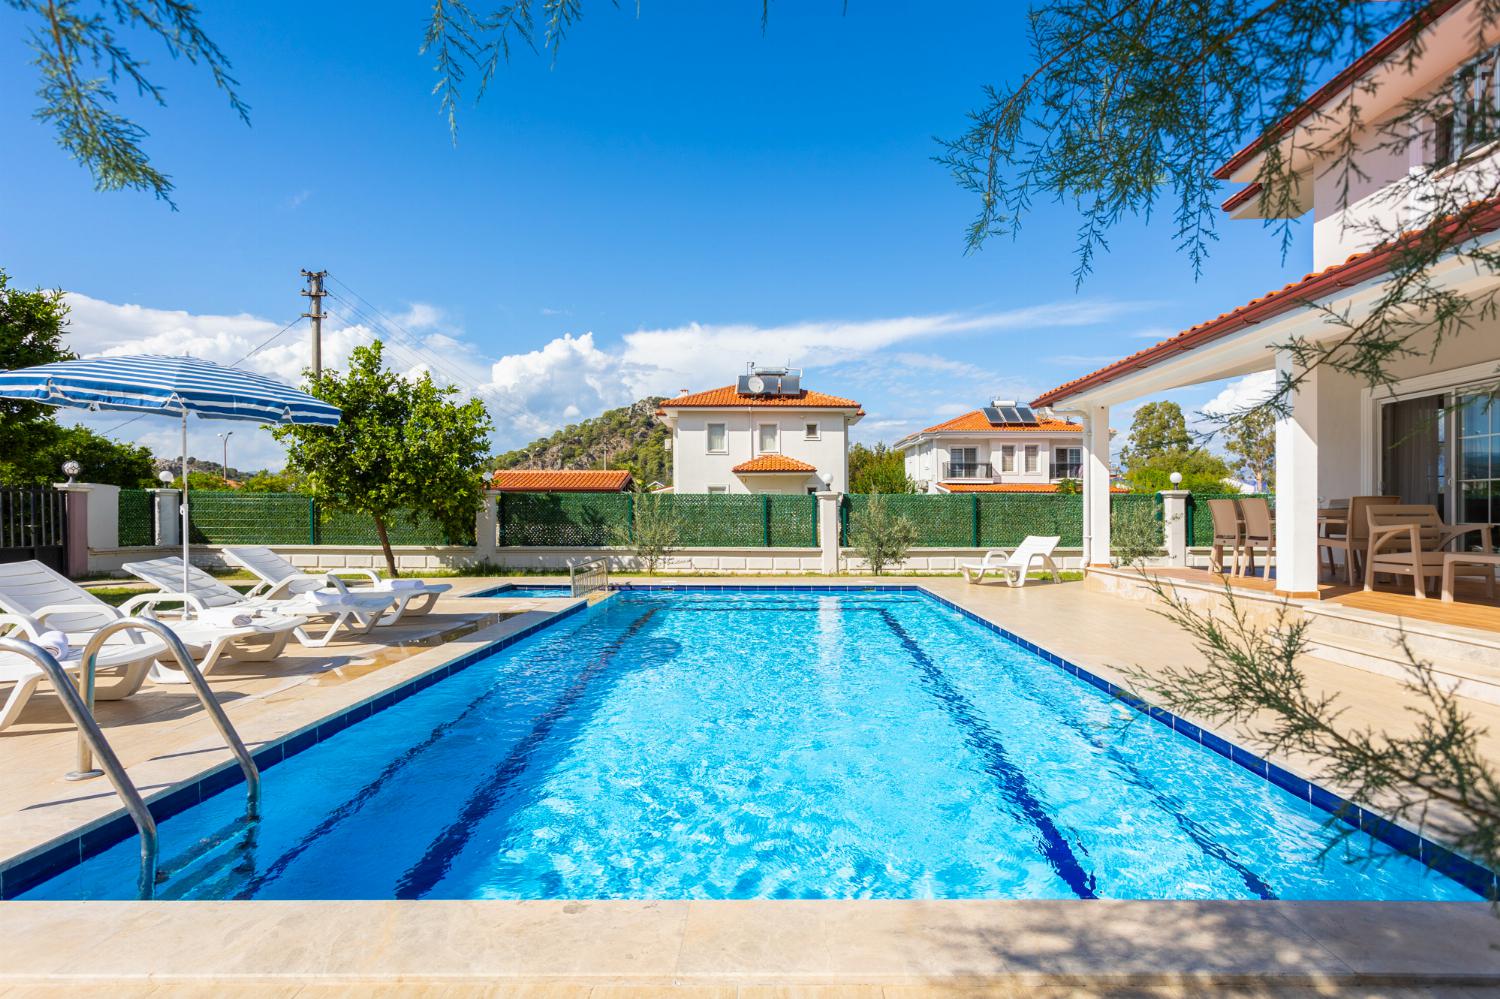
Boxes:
[0,488,68,573]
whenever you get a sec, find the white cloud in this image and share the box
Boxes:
[1201,370,1277,418]
[51,291,1150,468]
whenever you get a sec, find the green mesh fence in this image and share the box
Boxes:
[117,489,155,547]
[980,494,1085,547]
[496,492,818,548]
[183,491,459,546]
[1187,493,1272,547]
[318,507,455,546]
[187,492,313,545]
[841,494,977,547]
[499,493,632,546]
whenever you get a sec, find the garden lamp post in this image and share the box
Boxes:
[218,431,233,480]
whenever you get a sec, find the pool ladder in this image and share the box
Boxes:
[0,617,262,899]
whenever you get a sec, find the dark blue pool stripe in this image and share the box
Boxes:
[393,606,663,899]
[0,601,593,901]
[875,609,1098,900]
[232,621,598,898]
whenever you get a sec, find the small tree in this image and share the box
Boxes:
[1110,499,1165,568]
[849,442,917,494]
[849,492,917,576]
[610,492,680,575]
[274,342,493,578]
[1224,407,1276,492]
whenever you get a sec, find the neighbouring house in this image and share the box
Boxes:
[656,365,864,494]
[491,469,634,492]
[1033,0,1500,599]
[894,401,1086,493]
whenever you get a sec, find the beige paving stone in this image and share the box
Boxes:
[1272,902,1500,978]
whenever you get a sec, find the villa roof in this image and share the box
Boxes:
[491,469,634,492]
[732,454,818,474]
[1032,199,1500,407]
[918,411,1082,435]
[1213,0,1461,181]
[942,482,1128,494]
[657,386,863,414]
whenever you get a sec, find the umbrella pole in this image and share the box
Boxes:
[181,411,190,614]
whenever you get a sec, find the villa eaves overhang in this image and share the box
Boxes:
[1032,216,1500,409]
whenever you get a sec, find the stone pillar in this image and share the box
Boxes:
[1274,351,1321,597]
[52,483,90,578]
[474,490,500,565]
[150,488,181,547]
[816,492,842,575]
[1160,489,1190,567]
[1083,403,1112,567]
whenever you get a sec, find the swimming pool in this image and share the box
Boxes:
[474,583,575,598]
[17,588,1485,901]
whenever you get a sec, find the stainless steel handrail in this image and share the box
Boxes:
[73,617,261,820]
[0,637,159,898]
[568,555,610,598]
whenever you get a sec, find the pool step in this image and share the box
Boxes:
[1303,605,1500,705]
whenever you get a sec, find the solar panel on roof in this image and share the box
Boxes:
[996,406,1020,424]
[982,406,1005,425]
[1014,405,1038,424]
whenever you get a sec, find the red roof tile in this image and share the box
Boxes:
[658,386,862,413]
[919,410,1082,434]
[732,455,818,474]
[1214,1,1461,181]
[1032,199,1500,407]
[491,469,633,492]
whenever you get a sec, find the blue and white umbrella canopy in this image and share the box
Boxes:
[0,354,339,598]
[0,354,340,426]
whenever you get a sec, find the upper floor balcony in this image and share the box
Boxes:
[942,461,994,480]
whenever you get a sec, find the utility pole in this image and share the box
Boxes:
[300,269,327,377]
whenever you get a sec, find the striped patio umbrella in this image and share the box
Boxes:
[0,355,340,597]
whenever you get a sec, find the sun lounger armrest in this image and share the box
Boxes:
[0,614,39,640]
[324,568,382,587]
[118,591,210,618]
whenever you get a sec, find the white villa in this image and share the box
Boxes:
[894,402,1085,493]
[656,366,864,494]
[1036,0,1500,601]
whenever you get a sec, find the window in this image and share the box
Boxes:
[706,423,726,453]
[1433,45,1500,168]
[1024,444,1039,474]
[707,485,729,494]
[758,423,779,453]
[1457,391,1497,528]
[804,422,820,441]
[1050,446,1083,480]
[999,445,1016,474]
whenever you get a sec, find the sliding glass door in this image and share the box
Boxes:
[1458,392,1499,526]
[1380,394,1447,510]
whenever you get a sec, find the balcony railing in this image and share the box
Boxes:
[942,462,993,479]
[1050,462,1083,480]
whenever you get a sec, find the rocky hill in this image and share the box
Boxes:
[491,397,670,487]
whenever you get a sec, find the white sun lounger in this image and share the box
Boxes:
[0,561,172,730]
[123,557,395,649]
[959,536,1063,587]
[224,545,451,624]
[0,559,304,689]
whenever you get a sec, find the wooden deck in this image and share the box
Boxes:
[1143,567,1500,635]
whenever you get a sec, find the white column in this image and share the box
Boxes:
[816,491,842,574]
[1274,350,1321,596]
[150,488,181,546]
[1160,489,1190,566]
[474,490,499,564]
[1083,403,1111,567]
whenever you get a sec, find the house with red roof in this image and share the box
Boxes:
[1034,0,1500,598]
[893,402,1086,493]
[655,365,864,494]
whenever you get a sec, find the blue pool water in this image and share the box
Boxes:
[21,589,1480,901]
[475,583,575,598]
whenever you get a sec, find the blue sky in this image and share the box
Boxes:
[1,1,1310,470]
